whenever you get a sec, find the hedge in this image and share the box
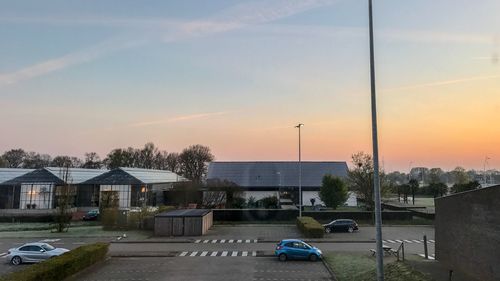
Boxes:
[297,216,324,238]
[1,242,109,281]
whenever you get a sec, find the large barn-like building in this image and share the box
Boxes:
[207,161,350,207]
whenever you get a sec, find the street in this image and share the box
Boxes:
[0,226,436,280]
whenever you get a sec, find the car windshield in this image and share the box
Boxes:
[41,244,55,251]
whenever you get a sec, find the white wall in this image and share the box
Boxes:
[302,191,324,206]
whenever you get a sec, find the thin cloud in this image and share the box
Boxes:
[381,74,500,92]
[130,111,230,127]
[0,0,337,87]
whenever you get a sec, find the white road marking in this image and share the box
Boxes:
[221,251,228,257]
[203,240,209,243]
[237,240,242,243]
[429,240,435,243]
[194,240,201,243]
[211,240,217,243]
[253,239,258,243]
[229,240,234,243]
[0,253,7,257]
[231,251,238,257]
[210,251,218,257]
[252,251,257,257]
[200,251,208,257]
[189,251,198,257]
[179,252,188,257]
[242,251,248,257]
[404,240,412,243]
[412,240,422,244]
[387,239,396,243]
[40,239,60,242]
[245,239,250,243]
[72,242,86,245]
[220,239,226,243]
[395,240,403,243]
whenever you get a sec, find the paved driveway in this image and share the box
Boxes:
[71,257,332,281]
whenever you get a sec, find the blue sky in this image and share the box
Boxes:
[1,0,499,171]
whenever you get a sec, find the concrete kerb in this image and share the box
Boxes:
[321,257,338,281]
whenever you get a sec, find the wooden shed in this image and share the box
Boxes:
[154,209,213,236]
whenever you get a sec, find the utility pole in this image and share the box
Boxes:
[368,0,384,280]
[295,123,304,217]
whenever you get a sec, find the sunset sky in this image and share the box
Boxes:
[1,0,499,171]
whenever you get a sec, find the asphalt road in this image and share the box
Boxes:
[71,256,332,281]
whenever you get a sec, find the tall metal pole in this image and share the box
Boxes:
[296,123,304,217]
[369,0,384,280]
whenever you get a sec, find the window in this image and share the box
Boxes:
[19,246,30,251]
[20,183,53,209]
[41,244,55,251]
[100,185,131,209]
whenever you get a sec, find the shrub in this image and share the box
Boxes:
[259,196,278,209]
[1,242,109,281]
[297,216,324,238]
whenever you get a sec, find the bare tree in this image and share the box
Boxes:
[2,149,26,168]
[166,152,180,173]
[53,166,74,232]
[179,145,214,183]
[82,152,102,169]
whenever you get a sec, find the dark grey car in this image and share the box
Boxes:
[6,242,69,265]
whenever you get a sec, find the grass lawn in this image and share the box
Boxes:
[384,196,435,208]
[0,221,99,232]
[324,252,434,281]
[0,225,152,239]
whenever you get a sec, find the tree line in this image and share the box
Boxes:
[319,152,488,210]
[0,143,214,183]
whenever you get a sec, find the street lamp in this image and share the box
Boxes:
[295,123,304,217]
[368,0,384,280]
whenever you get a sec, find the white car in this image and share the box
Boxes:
[6,242,69,265]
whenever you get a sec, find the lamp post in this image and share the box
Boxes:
[295,123,304,217]
[368,0,384,280]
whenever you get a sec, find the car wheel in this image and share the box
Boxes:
[348,226,354,233]
[309,254,318,262]
[325,227,331,234]
[11,256,22,266]
[278,253,287,262]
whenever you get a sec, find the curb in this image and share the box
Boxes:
[321,257,338,281]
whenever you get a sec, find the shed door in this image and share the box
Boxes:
[172,217,184,236]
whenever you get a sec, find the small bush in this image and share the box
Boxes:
[1,242,109,281]
[297,216,324,238]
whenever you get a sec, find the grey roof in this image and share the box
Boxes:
[0,169,35,185]
[207,161,348,188]
[156,209,211,217]
[83,167,187,185]
[121,168,187,184]
[45,167,108,184]
[1,168,108,185]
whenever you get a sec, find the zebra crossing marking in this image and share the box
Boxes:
[178,251,258,257]
[383,239,435,244]
[0,252,7,257]
[194,239,258,244]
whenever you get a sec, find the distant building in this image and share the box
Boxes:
[0,167,186,210]
[207,161,351,207]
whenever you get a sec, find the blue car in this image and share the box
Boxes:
[275,239,323,262]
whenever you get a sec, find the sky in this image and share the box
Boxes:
[0,0,499,172]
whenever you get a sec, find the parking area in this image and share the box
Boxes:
[71,257,332,281]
